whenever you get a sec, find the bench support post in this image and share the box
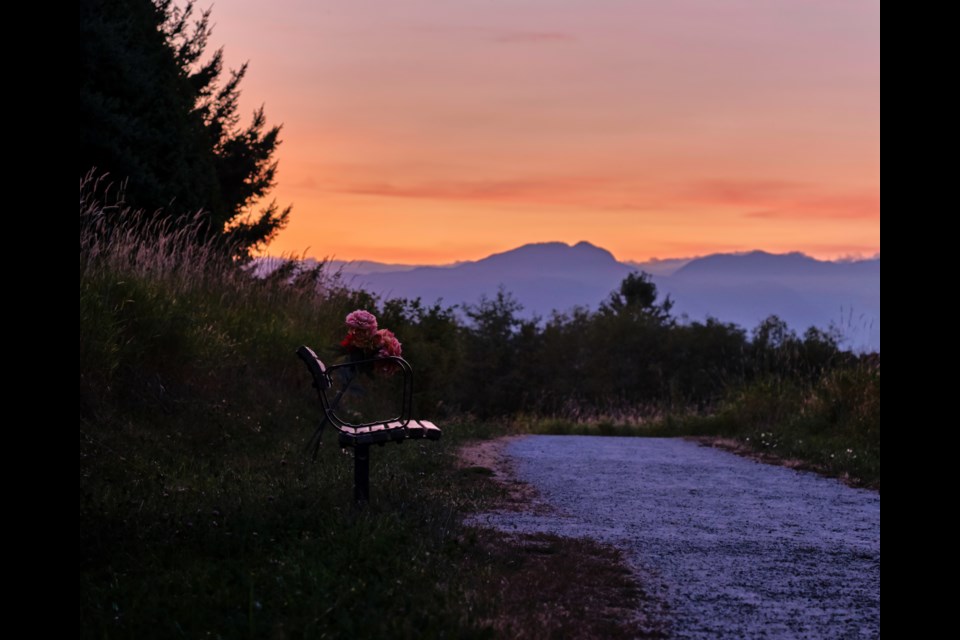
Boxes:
[354,444,370,503]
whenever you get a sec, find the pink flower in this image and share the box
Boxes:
[374,328,403,375]
[376,329,402,358]
[338,310,403,375]
[349,330,381,350]
[345,309,378,334]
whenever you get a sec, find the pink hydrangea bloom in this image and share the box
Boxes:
[376,328,402,358]
[345,309,378,333]
[339,310,404,375]
[350,330,382,350]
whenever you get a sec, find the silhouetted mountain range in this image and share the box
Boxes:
[261,242,880,349]
[663,250,880,349]
[342,242,635,318]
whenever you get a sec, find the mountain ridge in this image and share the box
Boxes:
[257,242,880,349]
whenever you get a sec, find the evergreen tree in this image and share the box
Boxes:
[601,272,674,323]
[79,0,289,255]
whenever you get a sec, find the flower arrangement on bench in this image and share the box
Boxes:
[297,310,441,501]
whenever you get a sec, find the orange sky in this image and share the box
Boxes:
[212,0,880,264]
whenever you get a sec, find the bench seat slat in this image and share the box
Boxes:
[337,419,442,447]
[404,421,425,439]
[418,420,442,440]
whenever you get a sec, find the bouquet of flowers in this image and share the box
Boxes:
[339,309,402,375]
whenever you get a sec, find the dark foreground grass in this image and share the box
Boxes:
[81,413,671,638]
[81,412,508,637]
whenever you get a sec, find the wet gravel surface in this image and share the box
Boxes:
[469,436,880,639]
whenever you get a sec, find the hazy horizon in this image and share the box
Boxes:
[263,241,881,269]
[254,241,880,350]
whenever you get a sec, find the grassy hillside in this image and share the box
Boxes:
[80,184,878,635]
[80,191,516,636]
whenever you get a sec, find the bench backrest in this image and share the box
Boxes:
[296,345,331,392]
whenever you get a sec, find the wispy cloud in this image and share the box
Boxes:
[741,194,880,220]
[743,210,782,219]
[334,176,607,204]
[683,179,879,220]
[411,25,576,44]
[685,179,808,204]
[491,31,576,44]
[797,193,881,220]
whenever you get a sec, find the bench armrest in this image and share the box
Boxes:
[297,345,414,431]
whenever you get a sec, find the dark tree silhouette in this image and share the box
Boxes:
[79,0,289,255]
[602,272,674,323]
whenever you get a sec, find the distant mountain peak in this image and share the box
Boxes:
[572,240,600,250]
[571,240,617,258]
[475,240,620,269]
[674,250,835,278]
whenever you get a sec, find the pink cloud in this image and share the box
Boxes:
[685,179,809,204]
[684,179,878,220]
[491,31,576,44]
[740,194,879,221]
[410,25,576,44]
[334,176,608,204]
[800,193,880,220]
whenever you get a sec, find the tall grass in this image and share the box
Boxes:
[79,179,498,637]
[80,175,359,417]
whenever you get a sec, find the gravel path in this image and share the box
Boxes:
[469,436,880,639]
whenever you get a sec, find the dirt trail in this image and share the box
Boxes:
[468,435,880,639]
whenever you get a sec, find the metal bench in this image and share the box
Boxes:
[296,345,441,501]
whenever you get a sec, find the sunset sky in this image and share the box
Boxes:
[212,0,880,264]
